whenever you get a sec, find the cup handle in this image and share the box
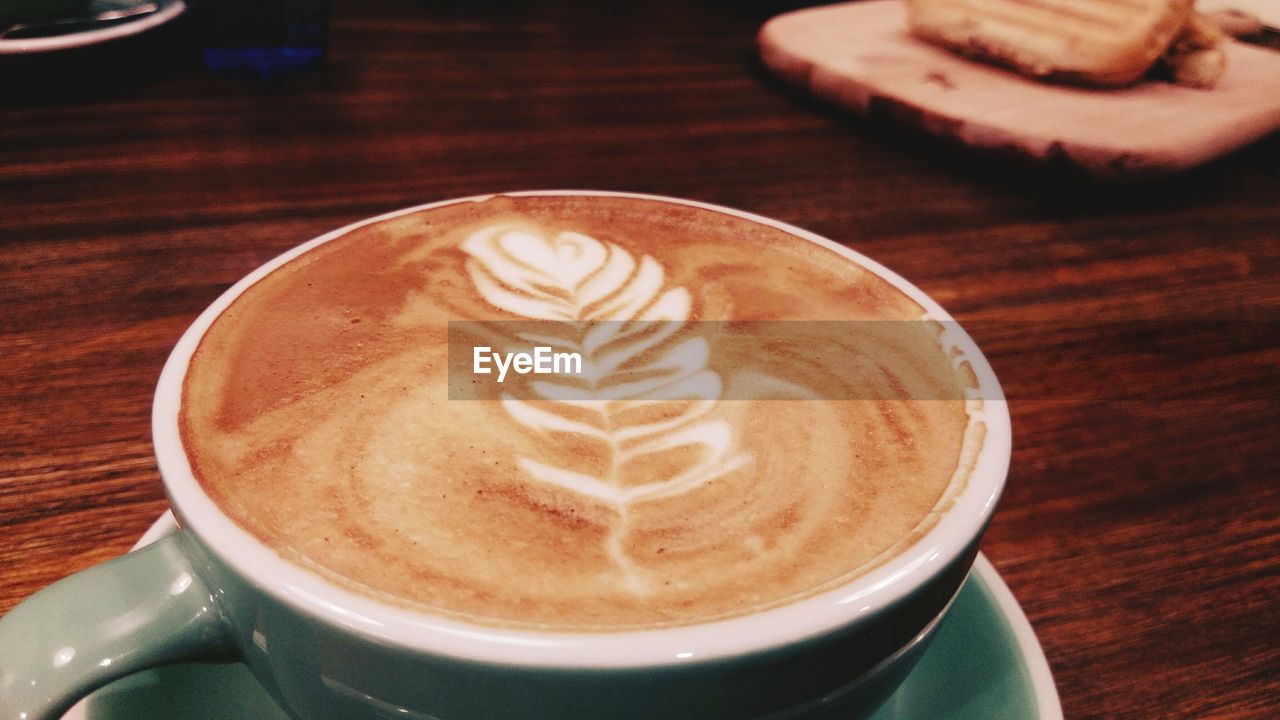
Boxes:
[0,533,235,720]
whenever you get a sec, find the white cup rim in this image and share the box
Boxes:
[152,190,1011,668]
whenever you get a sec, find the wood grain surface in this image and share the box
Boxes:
[1,1,1277,718]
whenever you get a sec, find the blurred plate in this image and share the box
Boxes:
[760,0,1280,178]
[0,0,185,56]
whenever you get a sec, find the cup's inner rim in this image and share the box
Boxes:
[152,190,1012,667]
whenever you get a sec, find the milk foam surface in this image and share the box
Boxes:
[181,195,980,630]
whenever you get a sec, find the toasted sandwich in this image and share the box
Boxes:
[906,0,1197,86]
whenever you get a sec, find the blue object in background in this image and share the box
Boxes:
[199,0,328,79]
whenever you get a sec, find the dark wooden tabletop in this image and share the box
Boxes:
[2,1,1277,718]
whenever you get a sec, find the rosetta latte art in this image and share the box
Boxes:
[182,195,975,629]
[462,226,752,593]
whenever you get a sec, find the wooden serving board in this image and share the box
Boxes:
[759,0,1280,177]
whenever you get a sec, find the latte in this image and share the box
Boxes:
[181,194,983,630]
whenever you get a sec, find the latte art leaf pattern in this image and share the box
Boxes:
[183,196,978,629]
[462,226,752,592]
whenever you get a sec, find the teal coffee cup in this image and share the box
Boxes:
[0,192,1011,720]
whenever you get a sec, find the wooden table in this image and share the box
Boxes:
[2,1,1277,717]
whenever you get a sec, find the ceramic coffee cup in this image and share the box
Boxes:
[0,192,1011,720]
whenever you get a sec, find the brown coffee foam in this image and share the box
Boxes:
[182,195,979,630]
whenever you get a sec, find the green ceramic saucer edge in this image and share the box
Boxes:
[869,553,1063,719]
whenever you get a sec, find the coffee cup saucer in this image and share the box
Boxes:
[61,512,1063,720]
